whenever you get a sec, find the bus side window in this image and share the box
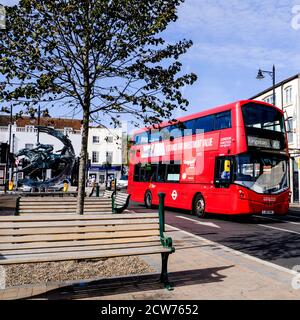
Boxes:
[157,164,167,182]
[146,164,158,182]
[166,163,181,182]
[195,115,214,133]
[215,111,231,130]
[134,164,140,182]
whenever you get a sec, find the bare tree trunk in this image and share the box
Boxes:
[76,109,89,215]
[76,2,91,215]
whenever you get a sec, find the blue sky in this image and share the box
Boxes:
[2,0,300,122]
[165,0,300,118]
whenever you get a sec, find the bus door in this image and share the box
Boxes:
[212,156,234,212]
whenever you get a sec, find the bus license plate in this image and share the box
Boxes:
[262,210,274,215]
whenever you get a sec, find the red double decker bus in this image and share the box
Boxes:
[128,100,290,217]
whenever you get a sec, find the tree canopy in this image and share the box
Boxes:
[0,0,197,127]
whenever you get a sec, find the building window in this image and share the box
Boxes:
[106,136,113,143]
[25,125,35,133]
[263,95,275,105]
[99,175,105,184]
[92,136,100,144]
[25,144,34,150]
[287,118,294,144]
[285,87,292,105]
[64,127,73,134]
[106,151,113,164]
[92,151,99,163]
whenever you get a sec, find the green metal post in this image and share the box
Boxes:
[96,183,100,197]
[158,192,165,237]
[112,192,116,213]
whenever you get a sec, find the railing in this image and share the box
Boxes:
[0,126,81,134]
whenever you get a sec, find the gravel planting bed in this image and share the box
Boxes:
[4,256,156,287]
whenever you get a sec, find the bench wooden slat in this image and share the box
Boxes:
[19,200,112,204]
[115,195,128,199]
[19,208,112,213]
[0,241,162,255]
[19,198,109,202]
[0,246,170,265]
[19,204,112,209]
[19,201,112,206]
[0,218,159,229]
[19,208,112,212]
[0,229,160,243]
[19,212,110,216]
[0,213,158,222]
[0,224,159,236]
[0,236,160,251]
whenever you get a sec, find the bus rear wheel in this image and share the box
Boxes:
[144,191,153,209]
[193,194,206,218]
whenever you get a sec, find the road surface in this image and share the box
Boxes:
[129,201,300,270]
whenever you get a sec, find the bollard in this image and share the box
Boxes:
[96,183,100,197]
[8,180,13,191]
[63,182,68,192]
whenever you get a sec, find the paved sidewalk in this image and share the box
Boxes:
[1,225,300,300]
[290,204,300,211]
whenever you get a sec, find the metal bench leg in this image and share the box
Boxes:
[160,252,174,291]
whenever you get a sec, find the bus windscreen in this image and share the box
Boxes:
[242,103,285,133]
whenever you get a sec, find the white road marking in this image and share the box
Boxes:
[253,215,300,225]
[166,224,298,276]
[176,215,220,228]
[258,224,300,235]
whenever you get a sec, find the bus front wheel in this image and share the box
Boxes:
[144,191,153,209]
[193,194,206,218]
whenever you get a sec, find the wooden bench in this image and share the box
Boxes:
[0,193,175,289]
[102,190,114,198]
[102,190,130,213]
[19,192,78,197]
[17,197,113,215]
[112,192,131,213]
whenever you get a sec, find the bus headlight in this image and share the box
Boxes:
[239,189,246,199]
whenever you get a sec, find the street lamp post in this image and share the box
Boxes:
[8,105,13,183]
[104,136,109,189]
[105,151,109,189]
[256,65,276,106]
[37,105,40,144]
[1,105,13,192]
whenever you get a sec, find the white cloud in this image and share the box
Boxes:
[184,42,300,71]
[176,0,295,44]
[0,1,19,6]
[167,0,300,76]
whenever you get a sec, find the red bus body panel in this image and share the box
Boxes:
[128,100,290,215]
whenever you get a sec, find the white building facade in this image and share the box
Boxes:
[87,127,123,187]
[0,116,124,188]
[251,73,300,203]
[0,124,82,157]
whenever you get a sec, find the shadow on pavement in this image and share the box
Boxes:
[27,266,233,300]
[219,231,300,263]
